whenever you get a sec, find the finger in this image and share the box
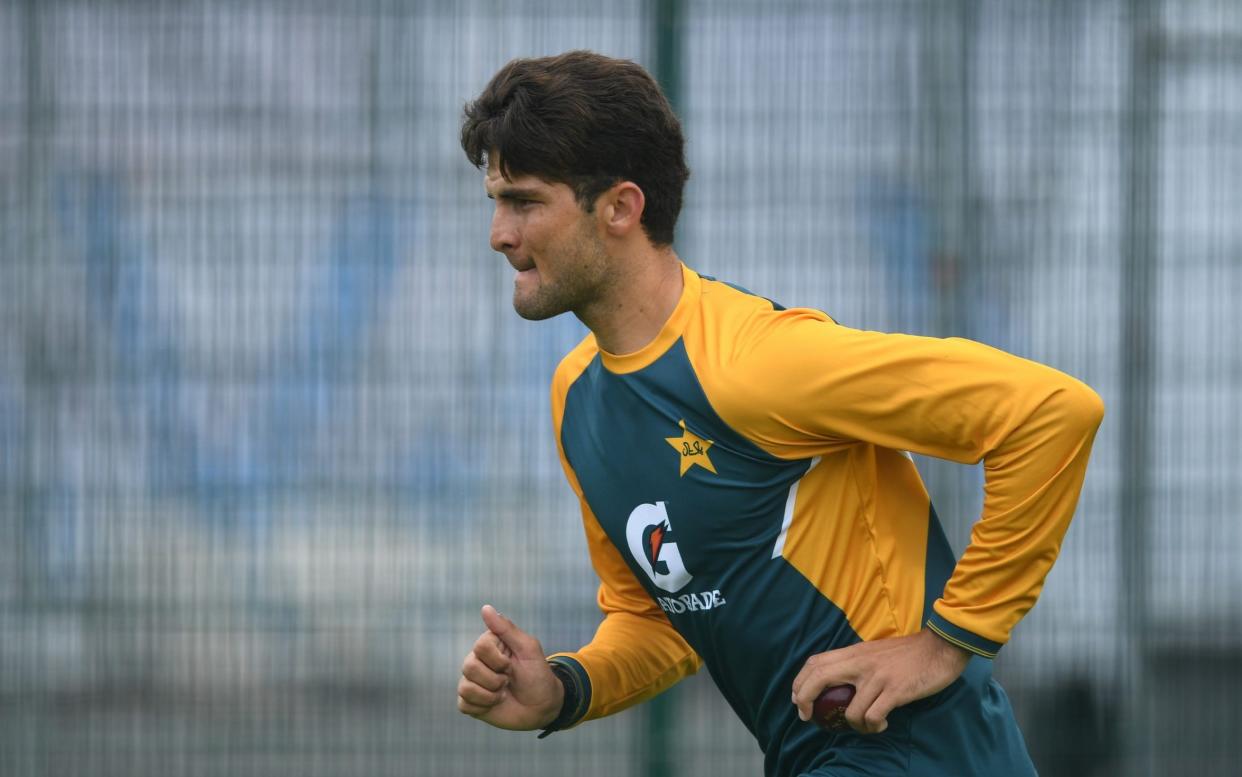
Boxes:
[790,664,809,702]
[462,652,508,692]
[458,694,492,717]
[472,631,513,674]
[481,604,540,658]
[844,677,885,734]
[793,676,833,722]
[791,672,823,721]
[862,688,897,735]
[458,677,505,709]
[474,626,514,658]
[790,653,826,697]
[792,663,855,720]
[481,604,515,638]
[791,646,853,699]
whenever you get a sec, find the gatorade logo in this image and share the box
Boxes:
[624,502,727,614]
[626,501,693,593]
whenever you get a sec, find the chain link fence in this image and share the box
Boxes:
[1,1,1239,774]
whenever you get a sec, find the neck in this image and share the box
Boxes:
[577,246,684,356]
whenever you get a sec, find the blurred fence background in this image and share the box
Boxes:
[1,1,1239,775]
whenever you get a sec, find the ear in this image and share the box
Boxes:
[599,181,646,239]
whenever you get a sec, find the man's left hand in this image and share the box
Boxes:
[791,629,972,734]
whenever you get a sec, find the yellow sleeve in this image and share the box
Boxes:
[705,306,1105,653]
[546,339,701,726]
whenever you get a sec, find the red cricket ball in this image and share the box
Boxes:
[812,684,856,732]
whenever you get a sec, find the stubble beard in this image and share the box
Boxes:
[512,222,612,322]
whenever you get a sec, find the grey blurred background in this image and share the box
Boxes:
[0,0,1238,775]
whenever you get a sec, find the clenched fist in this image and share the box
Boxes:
[457,605,564,731]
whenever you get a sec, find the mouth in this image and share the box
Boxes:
[507,255,536,273]
[508,256,539,286]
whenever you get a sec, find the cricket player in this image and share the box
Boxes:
[455,50,1103,777]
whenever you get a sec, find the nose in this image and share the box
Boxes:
[490,206,519,254]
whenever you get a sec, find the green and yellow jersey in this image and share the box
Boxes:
[546,264,1102,775]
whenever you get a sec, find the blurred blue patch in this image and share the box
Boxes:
[57,173,400,530]
[866,180,936,334]
[864,178,1014,349]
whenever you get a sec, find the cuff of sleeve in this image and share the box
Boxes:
[536,656,592,739]
[926,612,1003,659]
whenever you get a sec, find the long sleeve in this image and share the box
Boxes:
[546,339,701,727]
[546,495,702,724]
[701,306,1105,655]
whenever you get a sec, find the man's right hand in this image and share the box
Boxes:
[457,604,565,731]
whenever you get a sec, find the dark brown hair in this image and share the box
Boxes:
[461,50,689,247]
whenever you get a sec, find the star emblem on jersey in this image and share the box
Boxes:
[665,419,717,476]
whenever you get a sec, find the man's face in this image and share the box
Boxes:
[485,159,612,321]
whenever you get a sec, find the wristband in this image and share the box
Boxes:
[537,660,581,738]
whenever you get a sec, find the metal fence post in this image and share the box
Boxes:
[644,3,684,776]
[1120,1,1159,774]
